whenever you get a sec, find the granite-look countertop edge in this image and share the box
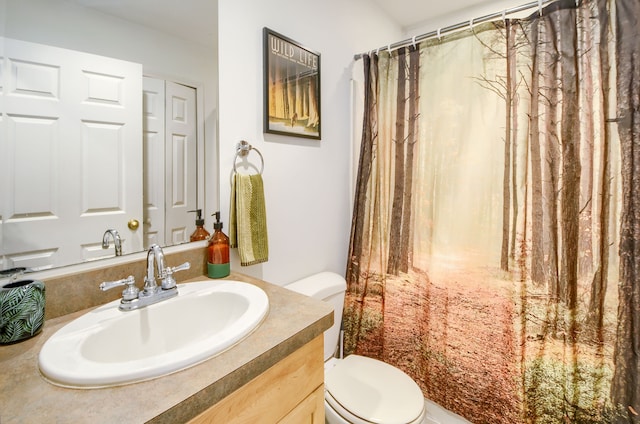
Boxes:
[0,273,334,424]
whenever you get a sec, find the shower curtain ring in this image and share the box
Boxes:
[412,35,416,47]
[437,28,442,40]
[502,9,506,22]
[469,18,474,28]
[538,0,543,16]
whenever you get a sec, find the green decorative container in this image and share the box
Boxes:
[0,279,45,344]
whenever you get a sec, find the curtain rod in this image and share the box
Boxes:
[354,0,557,60]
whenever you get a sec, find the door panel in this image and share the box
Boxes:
[165,82,197,244]
[143,77,166,248]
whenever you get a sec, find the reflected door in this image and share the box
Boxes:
[143,77,166,248]
[0,38,143,270]
[143,78,197,248]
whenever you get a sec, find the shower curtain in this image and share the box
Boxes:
[345,0,640,423]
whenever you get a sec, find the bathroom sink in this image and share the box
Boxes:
[38,280,269,388]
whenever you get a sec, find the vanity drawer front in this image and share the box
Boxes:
[278,385,324,424]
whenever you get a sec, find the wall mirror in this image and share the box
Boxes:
[0,0,219,272]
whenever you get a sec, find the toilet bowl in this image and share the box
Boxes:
[285,272,425,424]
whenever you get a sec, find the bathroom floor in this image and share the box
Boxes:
[423,399,471,424]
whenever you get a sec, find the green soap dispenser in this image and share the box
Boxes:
[207,212,230,278]
[188,209,211,242]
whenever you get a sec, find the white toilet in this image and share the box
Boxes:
[285,272,426,424]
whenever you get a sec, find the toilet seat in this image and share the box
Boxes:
[325,355,425,424]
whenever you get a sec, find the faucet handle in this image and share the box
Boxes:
[161,262,190,290]
[167,262,190,274]
[100,275,139,301]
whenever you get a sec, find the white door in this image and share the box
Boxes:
[0,38,143,270]
[164,81,198,244]
[142,79,198,247]
[143,77,166,248]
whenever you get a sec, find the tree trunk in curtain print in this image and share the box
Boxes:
[387,48,407,276]
[559,7,581,310]
[400,46,420,273]
[501,20,514,272]
[345,54,378,354]
[508,20,520,264]
[612,0,640,421]
[529,16,545,286]
[542,14,562,300]
[348,54,372,286]
[578,3,596,279]
[559,14,583,415]
[586,0,611,344]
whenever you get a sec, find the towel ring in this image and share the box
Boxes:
[233,140,264,175]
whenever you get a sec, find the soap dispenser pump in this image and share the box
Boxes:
[207,212,230,278]
[188,209,211,242]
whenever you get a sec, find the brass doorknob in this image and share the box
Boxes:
[128,219,140,231]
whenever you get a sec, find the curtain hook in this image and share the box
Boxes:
[469,17,474,28]
[387,43,392,53]
[412,35,417,48]
[538,0,543,16]
[376,47,380,55]
[502,9,506,22]
[437,28,442,40]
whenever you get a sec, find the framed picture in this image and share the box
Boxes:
[263,28,321,140]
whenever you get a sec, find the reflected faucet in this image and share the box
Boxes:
[102,229,122,256]
[0,267,32,282]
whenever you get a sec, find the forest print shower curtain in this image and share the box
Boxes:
[345,0,640,422]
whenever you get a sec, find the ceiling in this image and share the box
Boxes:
[70,0,498,47]
[372,0,503,29]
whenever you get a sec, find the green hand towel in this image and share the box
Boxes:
[230,173,269,266]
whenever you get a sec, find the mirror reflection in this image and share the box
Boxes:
[0,0,218,272]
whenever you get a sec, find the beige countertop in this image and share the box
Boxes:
[0,272,333,424]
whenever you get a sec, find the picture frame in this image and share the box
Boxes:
[263,28,321,140]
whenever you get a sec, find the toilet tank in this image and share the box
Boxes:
[285,272,346,361]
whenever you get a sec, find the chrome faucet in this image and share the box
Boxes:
[100,244,190,311]
[102,229,122,256]
[144,244,167,295]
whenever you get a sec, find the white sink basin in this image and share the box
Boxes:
[39,280,269,388]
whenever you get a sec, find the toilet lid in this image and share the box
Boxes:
[325,355,424,424]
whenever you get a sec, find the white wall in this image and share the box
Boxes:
[0,1,5,36]
[218,0,401,285]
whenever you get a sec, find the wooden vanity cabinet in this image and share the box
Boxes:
[188,335,325,423]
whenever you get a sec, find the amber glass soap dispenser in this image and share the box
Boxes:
[208,212,230,278]
[188,209,210,242]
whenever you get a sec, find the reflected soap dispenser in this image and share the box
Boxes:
[188,209,211,242]
[207,212,230,278]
